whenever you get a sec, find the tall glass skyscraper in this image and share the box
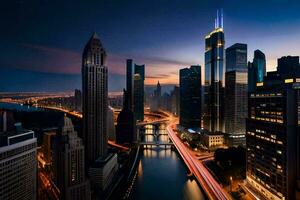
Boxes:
[224,43,248,138]
[226,43,247,72]
[248,50,266,93]
[203,10,225,133]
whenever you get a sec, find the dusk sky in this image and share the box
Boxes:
[1,0,300,92]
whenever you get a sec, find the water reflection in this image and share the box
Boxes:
[183,180,206,200]
[130,124,206,200]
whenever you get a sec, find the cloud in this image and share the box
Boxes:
[1,43,187,86]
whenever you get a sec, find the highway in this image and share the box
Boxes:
[166,115,231,200]
[4,100,230,199]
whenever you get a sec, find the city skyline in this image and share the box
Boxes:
[2,1,300,92]
[1,2,300,199]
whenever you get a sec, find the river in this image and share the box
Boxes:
[130,124,206,200]
[0,102,206,200]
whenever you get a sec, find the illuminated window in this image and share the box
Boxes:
[256,82,264,87]
[285,78,294,83]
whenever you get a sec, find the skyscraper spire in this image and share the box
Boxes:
[215,9,223,29]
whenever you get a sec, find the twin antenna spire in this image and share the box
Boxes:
[214,9,223,29]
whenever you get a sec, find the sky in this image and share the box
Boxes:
[1,0,300,92]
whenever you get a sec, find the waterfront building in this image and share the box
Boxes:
[42,131,56,165]
[88,153,118,191]
[82,32,108,164]
[203,10,225,133]
[201,132,224,149]
[179,65,201,129]
[126,59,145,121]
[53,116,91,200]
[248,50,266,93]
[224,70,248,146]
[82,33,118,192]
[107,106,116,141]
[0,124,37,200]
[226,43,247,72]
[246,58,300,200]
[116,89,136,144]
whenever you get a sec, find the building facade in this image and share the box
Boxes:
[0,127,37,200]
[246,61,300,200]
[116,89,136,144]
[171,85,179,116]
[82,32,108,164]
[226,43,247,72]
[179,65,202,129]
[126,59,145,121]
[203,10,225,133]
[225,71,248,135]
[107,106,116,141]
[53,116,91,200]
[248,50,266,93]
[74,89,82,112]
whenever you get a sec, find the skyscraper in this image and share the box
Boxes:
[82,32,108,164]
[116,89,136,144]
[224,43,248,146]
[226,43,247,72]
[53,116,91,200]
[203,10,225,133]
[74,89,82,112]
[82,33,118,193]
[179,65,201,129]
[0,124,37,200]
[248,50,266,93]
[126,59,145,121]
[246,60,300,200]
[224,71,247,135]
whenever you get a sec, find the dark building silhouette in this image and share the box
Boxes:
[179,65,201,129]
[224,71,247,146]
[150,81,162,111]
[203,10,225,133]
[171,86,179,116]
[277,56,300,78]
[53,116,91,200]
[0,110,15,132]
[224,43,248,146]
[161,92,172,111]
[82,32,108,164]
[248,50,266,93]
[126,59,145,121]
[116,89,136,144]
[82,33,118,192]
[74,89,82,112]
[246,58,300,200]
[226,43,247,72]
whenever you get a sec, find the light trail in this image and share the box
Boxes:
[166,116,231,200]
